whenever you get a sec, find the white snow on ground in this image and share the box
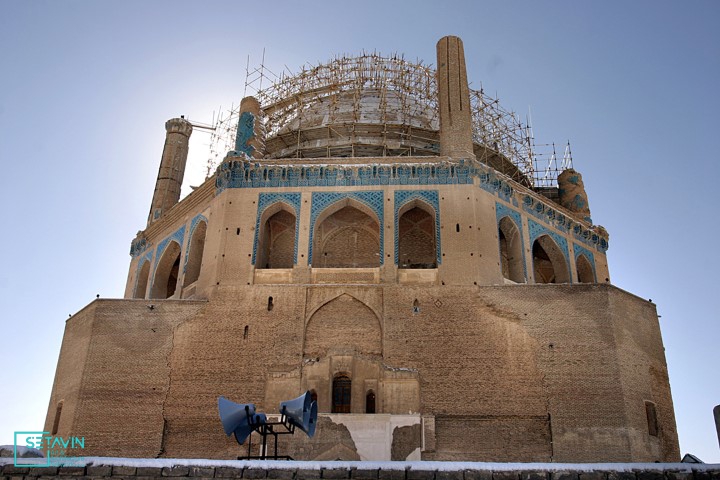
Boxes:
[1,457,719,471]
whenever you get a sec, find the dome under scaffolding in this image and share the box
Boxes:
[207,53,573,188]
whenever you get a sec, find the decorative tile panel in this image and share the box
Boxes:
[216,159,475,192]
[252,193,302,265]
[394,190,441,265]
[309,191,384,265]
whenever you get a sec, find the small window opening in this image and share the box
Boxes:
[267,296,274,311]
[51,400,64,435]
[236,227,240,235]
[645,401,658,436]
[243,325,249,339]
[412,299,420,314]
[456,223,460,232]
[366,390,376,414]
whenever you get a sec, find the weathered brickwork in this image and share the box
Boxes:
[47,35,677,463]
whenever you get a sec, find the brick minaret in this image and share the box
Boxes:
[148,117,193,225]
[436,36,474,159]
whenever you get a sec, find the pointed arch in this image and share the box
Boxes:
[134,258,151,299]
[397,198,437,269]
[532,235,570,284]
[498,216,525,283]
[151,240,182,299]
[304,293,382,358]
[576,253,596,283]
[256,203,297,269]
[312,199,380,268]
[183,220,207,286]
[309,192,384,265]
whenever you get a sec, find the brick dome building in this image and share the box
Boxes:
[45,36,679,462]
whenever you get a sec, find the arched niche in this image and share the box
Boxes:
[256,203,297,269]
[397,200,437,269]
[498,216,524,283]
[183,220,207,286]
[576,253,595,283]
[532,235,569,284]
[304,293,382,358]
[134,260,151,299]
[151,241,182,299]
[313,201,380,268]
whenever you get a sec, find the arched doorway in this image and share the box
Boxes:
[332,375,352,413]
[257,207,296,269]
[532,235,569,284]
[151,241,182,299]
[134,260,151,299]
[498,216,524,283]
[184,221,207,286]
[576,253,595,283]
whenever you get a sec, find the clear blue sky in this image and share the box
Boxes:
[1,0,718,462]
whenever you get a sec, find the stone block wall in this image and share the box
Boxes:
[1,460,718,480]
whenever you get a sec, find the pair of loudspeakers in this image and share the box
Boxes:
[218,391,318,445]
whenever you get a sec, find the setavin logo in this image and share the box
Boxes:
[13,431,86,467]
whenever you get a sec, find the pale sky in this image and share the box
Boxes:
[0,0,718,462]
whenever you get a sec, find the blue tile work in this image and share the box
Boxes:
[573,243,597,281]
[394,190,442,265]
[231,111,256,158]
[495,202,526,280]
[156,225,186,263]
[129,236,148,257]
[252,193,302,265]
[477,167,515,202]
[148,225,185,294]
[528,219,571,283]
[182,213,209,273]
[308,191,384,265]
[521,193,607,254]
[216,159,475,193]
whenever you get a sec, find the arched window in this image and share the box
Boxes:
[183,221,207,286]
[532,235,569,284]
[151,241,182,299]
[498,217,524,283]
[134,260,151,299]
[314,205,380,268]
[398,204,436,269]
[332,375,352,413]
[257,208,296,269]
[365,390,376,414]
[576,254,595,283]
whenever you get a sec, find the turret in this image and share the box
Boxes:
[557,168,592,223]
[232,96,265,159]
[148,117,193,225]
[436,35,474,159]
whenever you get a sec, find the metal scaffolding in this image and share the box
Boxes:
[207,53,572,187]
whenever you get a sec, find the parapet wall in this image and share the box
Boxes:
[1,459,718,480]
